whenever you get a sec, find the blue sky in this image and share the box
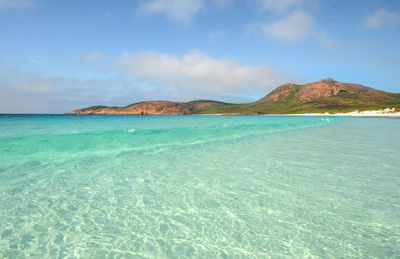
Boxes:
[0,0,399,113]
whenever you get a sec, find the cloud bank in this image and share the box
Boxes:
[113,50,291,94]
[0,65,150,113]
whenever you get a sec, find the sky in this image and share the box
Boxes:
[0,0,399,113]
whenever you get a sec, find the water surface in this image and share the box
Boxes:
[0,115,399,258]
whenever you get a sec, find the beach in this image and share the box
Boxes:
[291,108,400,117]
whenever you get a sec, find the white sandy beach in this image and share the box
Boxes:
[291,108,400,117]
[202,108,400,117]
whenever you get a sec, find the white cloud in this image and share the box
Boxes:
[260,11,314,43]
[252,1,335,46]
[255,0,304,13]
[138,0,205,24]
[113,50,292,94]
[363,8,399,29]
[75,52,105,63]
[0,0,35,10]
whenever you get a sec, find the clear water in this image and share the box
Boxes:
[0,115,399,258]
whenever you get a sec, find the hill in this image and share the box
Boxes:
[66,78,400,115]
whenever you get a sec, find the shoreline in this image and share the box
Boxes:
[272,113,400,117]
[201,108,400,117]
[278,108,400,117]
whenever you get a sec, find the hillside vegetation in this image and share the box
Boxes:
[66,78,400,115]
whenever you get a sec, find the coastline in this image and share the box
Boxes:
[200,108,400,117]
[201,109,400,117]
[285,108,400,117]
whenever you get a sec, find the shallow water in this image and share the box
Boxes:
[0,115,399,258]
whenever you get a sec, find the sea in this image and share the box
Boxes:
[0,115,399,258]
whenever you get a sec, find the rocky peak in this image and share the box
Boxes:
[258,78,349,104]
[319,78,335,83]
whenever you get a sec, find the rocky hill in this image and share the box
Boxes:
[66,100,230,115]
[66,78,400,115]
[258,78,396,105]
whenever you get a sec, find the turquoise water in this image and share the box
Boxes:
[0,115,399,258]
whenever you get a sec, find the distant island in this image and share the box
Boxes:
[66,78,400,115]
